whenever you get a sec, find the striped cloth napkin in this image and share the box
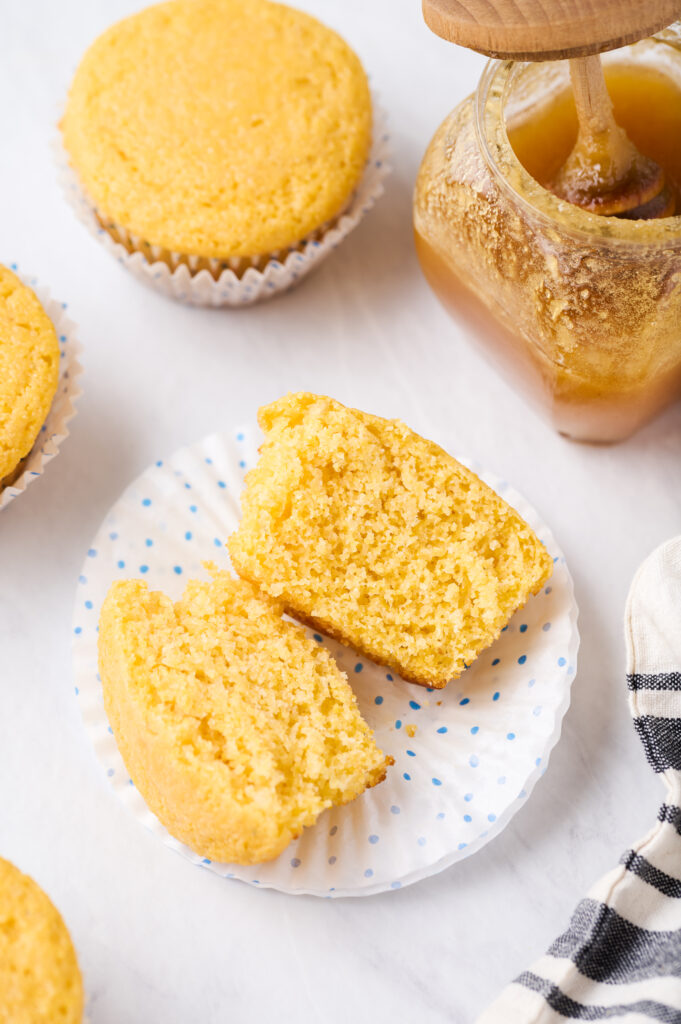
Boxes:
[478,536,681,1023]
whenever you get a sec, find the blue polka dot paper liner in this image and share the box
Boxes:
[72,428,579,897]
[0,267,82,511]
[56,103,390,307]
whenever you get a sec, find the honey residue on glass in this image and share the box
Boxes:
[413,45,681,442]
[508,63,681,216]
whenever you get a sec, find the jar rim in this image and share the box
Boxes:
[473,39,681,251]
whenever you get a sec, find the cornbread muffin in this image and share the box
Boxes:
[229,394,554,688]
[98,569,389,864]
[61,0,372,273]
[0,265,60,486]
[0,857,83,1023]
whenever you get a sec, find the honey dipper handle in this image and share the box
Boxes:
[569,55,617,139]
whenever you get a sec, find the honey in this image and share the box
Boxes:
[413,32,681,442]
[509,64,681,215]
[413,231,681,441]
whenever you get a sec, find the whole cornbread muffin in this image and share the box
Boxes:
[98,569,389,864]
[229,393,554,688]
[0,857,83,1024]
[61,0,373,274]
[0,265,60,486]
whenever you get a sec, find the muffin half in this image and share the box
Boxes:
[98,569,389,865]
[229,393,554,688]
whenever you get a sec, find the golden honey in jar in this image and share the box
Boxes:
[413,29,681,442]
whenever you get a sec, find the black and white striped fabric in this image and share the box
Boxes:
[478,537,681,1023]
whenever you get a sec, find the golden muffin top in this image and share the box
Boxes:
[0,857,83,1024]
[61,0,373,259]
[0,266,60,484]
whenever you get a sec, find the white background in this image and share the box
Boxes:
[2,1,680,1021]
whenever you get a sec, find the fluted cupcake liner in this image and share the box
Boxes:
[56,103,391,307]
[1,268,82,511]
[72,426,579,897]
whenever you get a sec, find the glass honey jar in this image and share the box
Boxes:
[414,26,681,442]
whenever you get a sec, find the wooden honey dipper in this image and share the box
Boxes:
[551,55,674,219]
[422,0,681,218]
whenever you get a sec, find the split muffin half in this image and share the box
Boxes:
[229,393,553,688]
[98,568,389,865]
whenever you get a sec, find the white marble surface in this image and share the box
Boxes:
[1,2,680,1021]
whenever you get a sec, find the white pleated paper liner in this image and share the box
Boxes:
[72,428,579,897]
[0,266,82,512]
[56,104,391,307]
